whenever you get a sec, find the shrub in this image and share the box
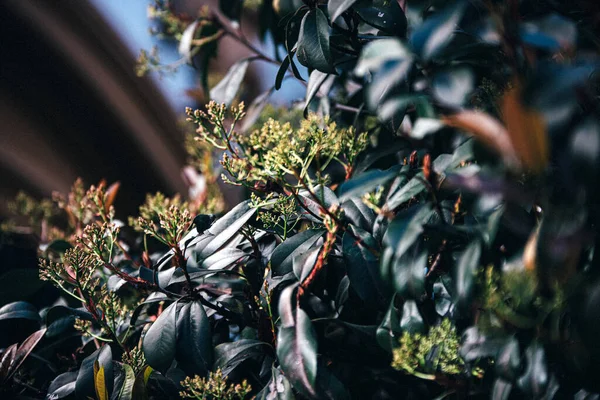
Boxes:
[2,0,600,399]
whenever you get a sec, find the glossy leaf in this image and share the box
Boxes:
[454,240,482,312]
[343,225,386,304]
[143,301,178,373]
[392,244,427,299]
[76,345,113,400]
[277,285,318,397]
[400,300,424,334]
[338,166,400,202]
[210,59,250,106]
[410,1,466,60]
[328,0,358,22]
[517,341,548,397]
[271,229,325,276]
[296,8,335,74]
[175,301,212,376]
[293,245,321,282]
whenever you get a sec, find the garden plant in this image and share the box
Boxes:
[2,0,600,399]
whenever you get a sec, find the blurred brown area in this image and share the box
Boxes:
[0,0,189,219]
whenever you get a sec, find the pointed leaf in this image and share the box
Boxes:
[175,301,213,376]
[343,225,386,304]
[277,286,318,397]
[297,8,335,73]
[143,302,178,373]
[9,328,46,379]
[271,229,325,276]
[454,240,481,312]
[210,59,250,106]
[410,1,466,60]
[328,0,358,22]
[293,245,321,282]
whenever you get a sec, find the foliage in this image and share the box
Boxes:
[2,0,600,399]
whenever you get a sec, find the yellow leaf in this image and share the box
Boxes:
[94,361,108,400]
[143,366,153,385]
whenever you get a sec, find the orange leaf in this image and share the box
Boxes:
[441,111,521,169]
[501,82,549,173]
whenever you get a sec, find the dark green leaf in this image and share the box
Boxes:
[454,240,481,312]
[459,327,506,362]
[175,301,212,376]
[199,200,257,259]
[277,285,318,397]
[214,339,273,376]
[410,1,466,60]
[271,229,325,276]
[328,0,358,22]
[343,225,386,304]
[392,244,427,299]
[383,203,434,257]
[385,174,426,211]
[143,301,178,373]
[0,301,40,322]
[210,59,250,106]
[400,300,424,334]
[76,345,113,400]
[377,295,402,352]
[296,8,335,74]
[276,55,291,90]
[293,245,321,282]
[354,0,407,36]
[338,166,400,202]
[341,197,375,233]
[47,371,78,399]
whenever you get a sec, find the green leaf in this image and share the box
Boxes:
[328,0,358,22]
[46,372,78,399]
[117,363,135,400]
[338,166,400,202]
[293,245,321,282]
[0,301,40,322]
[304,69,330,114]
[275,54,291,90]
[175,301,212,376]
[277,285,318,397]
[385,174,426,211]
[392,244,427,299]
[271,229,325,276]
[383,204,434,257]
[143,301,178,373]
[199,200,257,259]
[76,345,113,400]
[210,59,250,106]
[459,327,506,363]
[341,197,375,232]
[296,8,335,74]
[354,0,407,36]
[377,295,402,352]
[342,225,386,304]
[214,339,273,376]
[410,1,466,60]
[454,240,481,312]
[255,367,295,400]
[400,300,424,334]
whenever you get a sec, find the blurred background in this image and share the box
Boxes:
[0,0,304,218]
